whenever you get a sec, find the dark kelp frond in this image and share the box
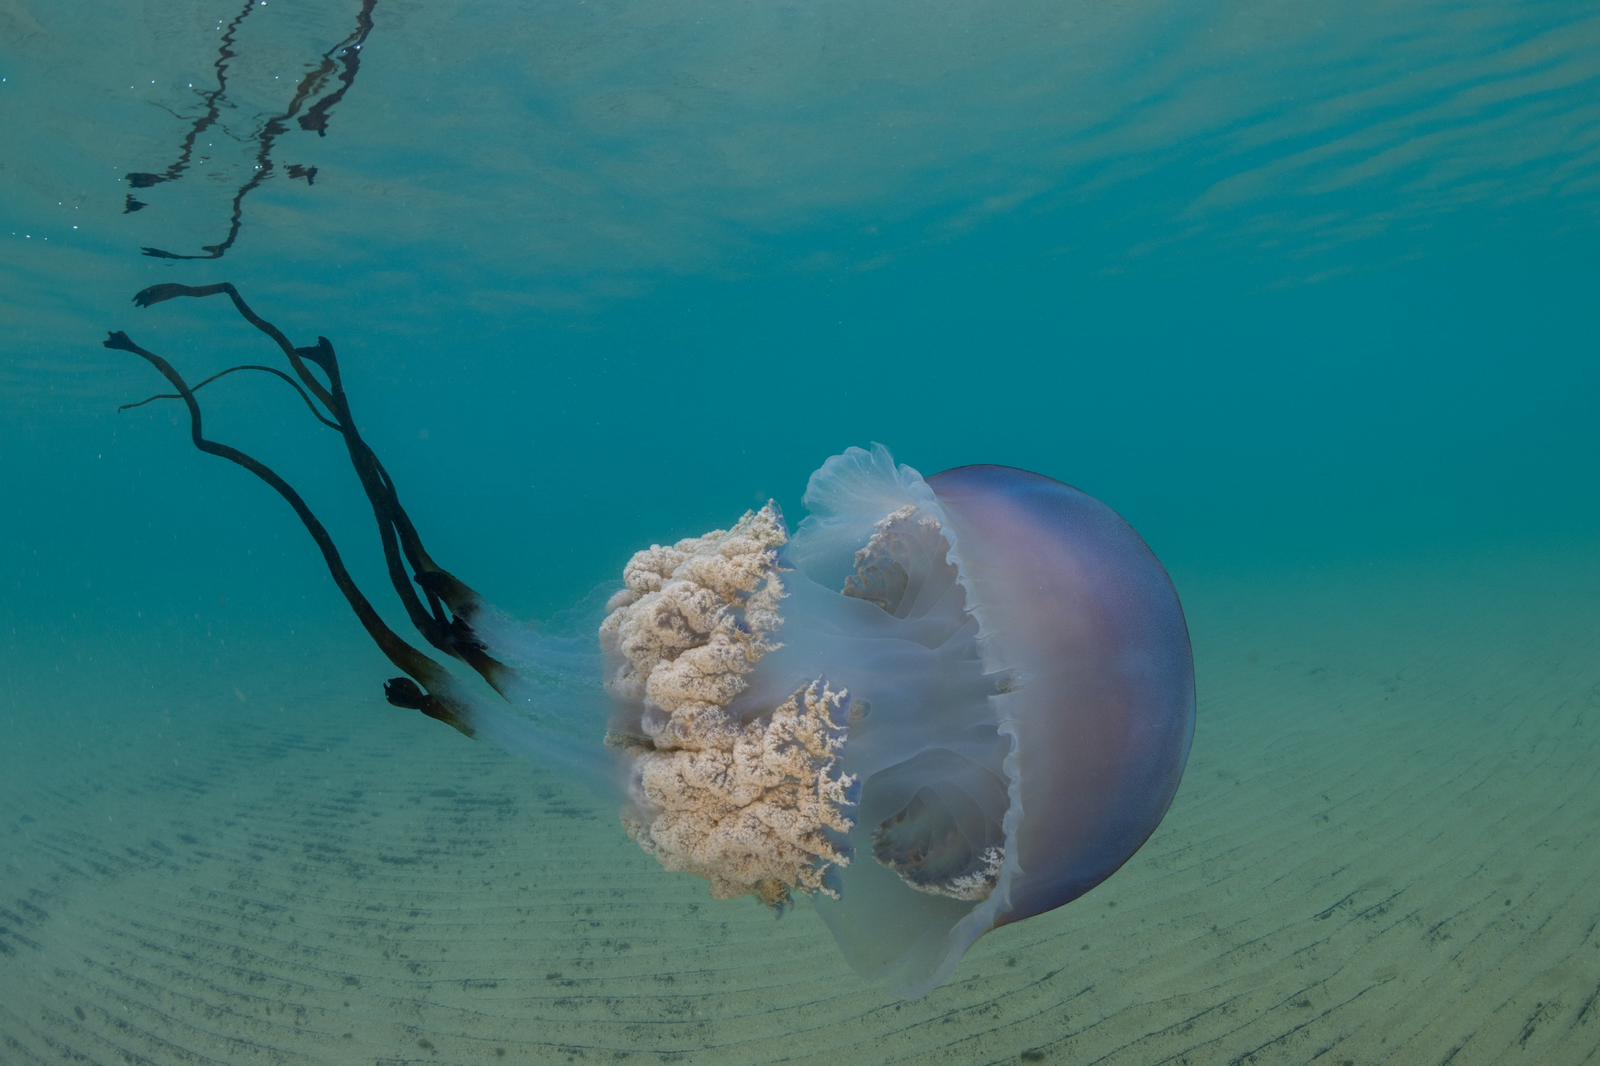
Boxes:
[107,282,509,735]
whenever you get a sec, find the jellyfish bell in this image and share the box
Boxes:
[594,444,1195,997]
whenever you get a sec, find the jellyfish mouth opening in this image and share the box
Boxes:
[871,787,1006,902]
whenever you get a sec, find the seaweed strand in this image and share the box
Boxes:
[118,363,340,429]
[102,328,475,737]
[125,282,511,697]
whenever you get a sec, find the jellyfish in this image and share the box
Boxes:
[107,282,1195,998]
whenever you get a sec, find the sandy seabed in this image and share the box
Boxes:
[1,543,1597,1065]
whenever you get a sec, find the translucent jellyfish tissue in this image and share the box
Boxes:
[481,444,1195,998]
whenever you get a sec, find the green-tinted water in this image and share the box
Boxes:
[2,2,1597,1062]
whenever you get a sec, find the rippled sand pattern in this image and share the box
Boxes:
[2,548,1597,1064]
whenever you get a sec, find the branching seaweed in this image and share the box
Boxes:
[105,281,506,736]
[119,363,340,428]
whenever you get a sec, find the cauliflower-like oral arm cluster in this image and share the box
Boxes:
[599,504,855,907]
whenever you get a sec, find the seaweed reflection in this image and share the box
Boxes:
[125,0,379,260]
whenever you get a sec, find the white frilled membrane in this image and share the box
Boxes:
[601,445,1022,997]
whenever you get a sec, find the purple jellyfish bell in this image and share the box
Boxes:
[598,444,1195,997]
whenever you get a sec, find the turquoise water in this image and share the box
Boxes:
[3,2,1599,1063]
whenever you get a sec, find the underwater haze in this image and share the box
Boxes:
[3,0,1599,1062]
